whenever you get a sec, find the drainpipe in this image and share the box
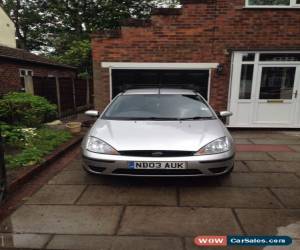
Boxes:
[0,126,7,203]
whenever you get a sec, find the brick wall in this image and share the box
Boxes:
[92,0,300,112]
[0,58,76,95]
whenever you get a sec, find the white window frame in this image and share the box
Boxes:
[246,0,300,8]
[19,69,34,77]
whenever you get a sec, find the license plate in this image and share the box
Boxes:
[128,162,187,169]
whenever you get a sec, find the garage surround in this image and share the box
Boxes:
[91,0,300,128]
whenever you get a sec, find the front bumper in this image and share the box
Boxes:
[82,150,235,177]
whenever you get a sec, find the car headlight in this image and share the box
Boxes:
[195,137,231,155]
[86,137,119,155]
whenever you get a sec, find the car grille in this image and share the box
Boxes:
[112,169,202,176]
[119,150,195,157]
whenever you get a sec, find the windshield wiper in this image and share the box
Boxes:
[132,117,178,121]
[178,116,214,121]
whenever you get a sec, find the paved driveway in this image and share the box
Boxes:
[1,130,300,250]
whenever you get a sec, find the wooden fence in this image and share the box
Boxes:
[33,76,93,117]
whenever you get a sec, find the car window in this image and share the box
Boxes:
[103,94,215,120]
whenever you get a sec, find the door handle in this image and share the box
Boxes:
[294,90,298,99]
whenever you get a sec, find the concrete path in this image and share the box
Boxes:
[1,130,300,250]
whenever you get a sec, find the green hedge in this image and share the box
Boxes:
[0,92,57,127]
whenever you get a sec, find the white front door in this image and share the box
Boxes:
[252,65,299,126]
[229,52,300,128]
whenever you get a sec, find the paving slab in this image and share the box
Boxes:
[235,152,273,161]
[48,170,153,187]
[0,233,51,249]
[230,132,269,139]
[268,152,300,162]
[271,189,300,209]
[236,144,293,153]
[0,205,122,235]
[245,161,300,173]
[119,206,241,236]
[288,145,300,152]
[250,139,300,145]
[180,187,281,208]
[266,132,300,140]
[47,235,183,250]
[47,235,112,250]
[234,138,253,144]
[63,160,84,171]
[234,161,249,172]
[77,185,177,206]
[235,209,300,237]
[26,185,86,205]
[48,170,106,185]
[219,173,300,188]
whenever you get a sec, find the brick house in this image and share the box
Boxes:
[0,45,76,96]
[91,0,300,128]
[0,5,94,116]
[0,46,94,116]
[0,5,77,97]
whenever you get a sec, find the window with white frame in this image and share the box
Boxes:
[19,69,33,91]
[246,0,300,7]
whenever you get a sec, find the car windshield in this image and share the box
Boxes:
[102,94,216,121]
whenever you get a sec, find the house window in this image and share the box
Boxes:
[239,64,254,99]
[20,69,33,77]
[246,0,300,7]
[260,53,300,61]
[19,69,33,92]
[242,53,255,62]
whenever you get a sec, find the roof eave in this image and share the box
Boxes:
[0,54,77,70]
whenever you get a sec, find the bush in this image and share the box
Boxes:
[0,122,26,146]
[5,128,72,169]
[0,92,57,127]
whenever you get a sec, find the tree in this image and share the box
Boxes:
[1,0,180,76]
[50,39,92,79]
[1,0,49,49]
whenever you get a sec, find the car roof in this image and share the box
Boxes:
[123,88,197,95]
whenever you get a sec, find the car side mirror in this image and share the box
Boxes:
[218,111,233,118]
[85,110,99,117]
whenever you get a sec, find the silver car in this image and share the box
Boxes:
[82,88,235,177]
